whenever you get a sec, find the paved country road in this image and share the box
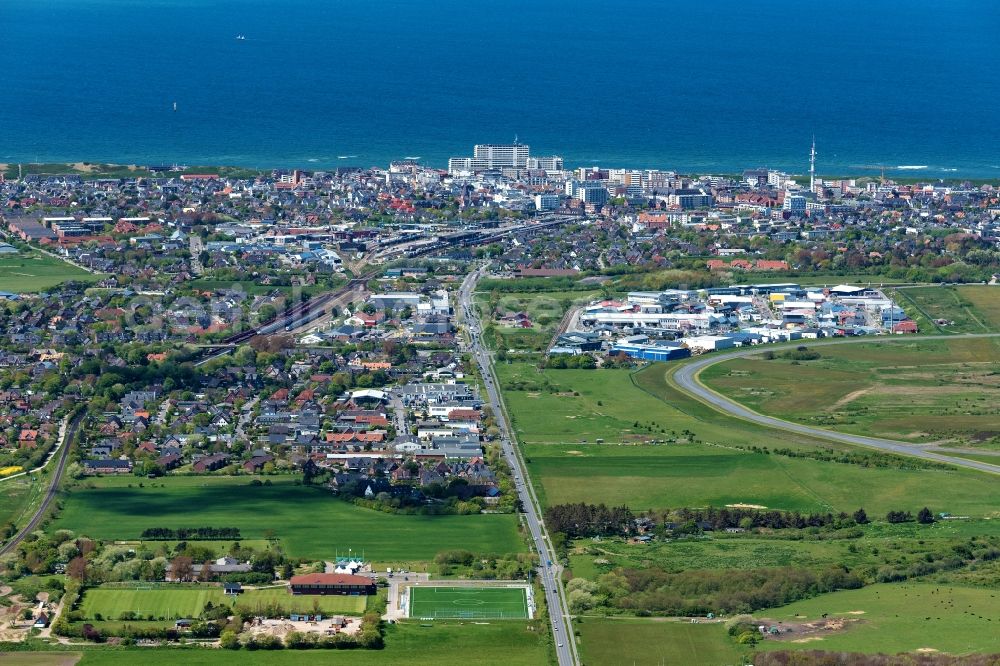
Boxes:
[459,267,579,666]
[0,411,82,556]
[671,334,1000,475]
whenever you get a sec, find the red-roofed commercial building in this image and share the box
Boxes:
[446,408,480,422]
[289,573,375,596]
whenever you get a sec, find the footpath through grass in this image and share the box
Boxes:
[54,476,525,562]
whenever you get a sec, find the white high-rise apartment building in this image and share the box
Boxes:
[526,156,564,171]
[473,143,530,168]
[448,140,563,174]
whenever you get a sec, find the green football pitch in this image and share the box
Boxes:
[409,585,529,619]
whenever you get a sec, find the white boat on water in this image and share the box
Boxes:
[236,34,246,40]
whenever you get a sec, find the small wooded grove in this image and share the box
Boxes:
[543,503,635,538]
[610,566,863,615]
[140,527,241,540]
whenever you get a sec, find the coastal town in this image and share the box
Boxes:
[4,0,998,661]
[1,143,998,507]
[0,147,999,661]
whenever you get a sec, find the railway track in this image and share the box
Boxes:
[0,411,82,556]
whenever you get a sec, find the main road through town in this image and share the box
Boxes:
[459,267,579,666]
[671,333,1000,475]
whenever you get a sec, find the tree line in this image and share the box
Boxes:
[545,503,941,537]
[140,527,241,540]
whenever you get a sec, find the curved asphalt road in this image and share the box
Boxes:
[672,334,1000,475]
[0,412,82,556]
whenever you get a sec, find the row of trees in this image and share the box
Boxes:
[888,507,936,524]
[656,506,868,531]
[762,445,947,471]
[545,503,880,538]
[140,527,242,540]
[547,504,943,539]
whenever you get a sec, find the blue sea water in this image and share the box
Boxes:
[2,0,998,177]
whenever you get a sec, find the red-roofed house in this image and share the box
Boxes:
[755,259,790,271]
[19,429,39,449]
[325,431,385,444]
[289,573,375,596]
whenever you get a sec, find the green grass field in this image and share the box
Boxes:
[74,620,551,665]
[756,583,1000,655]
[54,477,525,562]
[525,441,998,515]
[80,586,224,620]
[577,618,744,666]
[79,585,367,620]
[701,337,1000,448]
[0,250,101,292]
[496,361,1000,514]
[498,363,680,444]
[893,285,1000,334]
[239,585,367,614]
[409,585,529,619]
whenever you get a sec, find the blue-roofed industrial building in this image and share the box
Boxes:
[609,343,691,362]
